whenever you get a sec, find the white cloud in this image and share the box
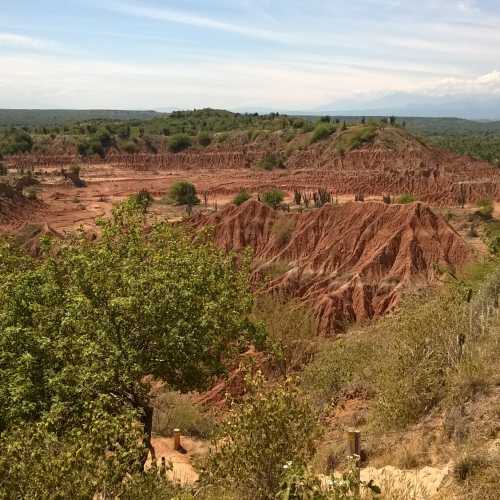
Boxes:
[104,1,295,44]
[0,53,429,109]
[420,70,500,95]
[0,32,57,51]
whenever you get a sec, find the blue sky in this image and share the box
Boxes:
[1,0,500,109]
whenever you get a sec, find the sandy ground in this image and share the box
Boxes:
[147,435,208,485]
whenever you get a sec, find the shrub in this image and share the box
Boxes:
[335,124,377,153]
[373,293,467,429]
[454,451,489,482]
[23,187,38,200]
[129,190,153,212]
[198,131,212,147]
[292,118,305,129]
[253,295,318,377]
[261,189,284,209]
[310,123,335,144]
[153,391,214,438]
[122,141,139,154]
[233,190,251,206]
[168,134,192,153]
[257,152,285,171]
[397,193,416,204]
[168,180,200,205]
[476,199,494,219]
[0,129,33,156]
[301,337,375,407]
[200,375,318,499]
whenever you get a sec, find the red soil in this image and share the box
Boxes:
[6,133,500,207]
[191,200,470,334]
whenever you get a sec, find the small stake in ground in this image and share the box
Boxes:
[347,429,361,496]
[174,428,182,451]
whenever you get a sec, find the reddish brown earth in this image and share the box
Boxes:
[5,127,500,207]
[191,200,470,334]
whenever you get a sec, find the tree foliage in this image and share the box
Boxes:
[168,180,200,206]
[0,199,253,495]
[200,374,318,500]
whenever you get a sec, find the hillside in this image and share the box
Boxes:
[191,199,469,333]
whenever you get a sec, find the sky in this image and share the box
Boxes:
[1,0,500,110]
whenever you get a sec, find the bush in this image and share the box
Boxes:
[122,141,139,154]
[198,131,212,147]
[397,193,416,204]
[335,124,377,152]
[476,199,494,219]
[78,139,105,158]
[301,337,375,407]
[253,295,318,377]
[373,293,467,429]
[168,181,200,205]
[257,152,285,171]
[129,190,153,212]
[0,129,33,156]
[200,375,318,499]
[233,190,251,206]
[261,189,284,209]
[310,123,335,144]
[153,391,214,439]
[168,134,192,153]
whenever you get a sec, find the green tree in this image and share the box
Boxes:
[168,133,192,153]
[0,200,253,493]
[198,131,212,147]
[168,180,200,205]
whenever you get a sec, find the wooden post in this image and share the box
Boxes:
[347,430,361,497]
[347,429,361,457]
[173,428,181,451]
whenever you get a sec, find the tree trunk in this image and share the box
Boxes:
[139,404,156,472]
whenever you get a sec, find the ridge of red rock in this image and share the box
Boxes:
[192,199,470,333]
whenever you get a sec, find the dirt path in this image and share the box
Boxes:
[147,436,208,485]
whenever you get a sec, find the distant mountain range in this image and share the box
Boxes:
[314,92,500,120]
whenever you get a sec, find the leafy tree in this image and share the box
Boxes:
[168,133,192,153]
[0,200,253,493]
[168,180,200,205]
[198,131,212,147]
[261,189,285,209]
[0,129,33,156]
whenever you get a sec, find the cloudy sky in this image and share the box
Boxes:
[1,0,500,110]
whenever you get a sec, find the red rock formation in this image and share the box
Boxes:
[192,200,470,334]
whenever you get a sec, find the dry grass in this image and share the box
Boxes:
[152,390,214,439]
